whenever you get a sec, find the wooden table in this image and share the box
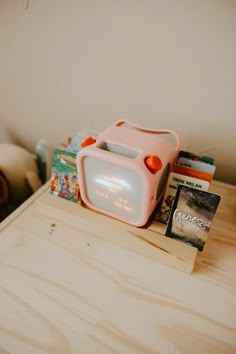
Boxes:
[0,180,235,354]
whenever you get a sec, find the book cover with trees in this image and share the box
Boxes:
[165,185,221,251]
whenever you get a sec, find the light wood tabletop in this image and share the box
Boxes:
[0,180,235,354]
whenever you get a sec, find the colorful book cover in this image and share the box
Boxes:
[50,129,99,203]
[177,157,216,175]
[165,185,221,251]
[158,172,210,223]
[177,150,215,165]
[50,148,79,203]
[173,164,214,183]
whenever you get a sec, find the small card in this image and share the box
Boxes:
[178,157,216,175]
[177,150,215,165]
[173,164,214,183]
[50,129,99,203]
[165,185,221,251]
[158,172,210,224]
[50,148,79,203]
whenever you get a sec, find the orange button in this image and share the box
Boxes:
[145,155,162,173]
[80,136,96,148]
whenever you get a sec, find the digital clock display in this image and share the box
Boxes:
[83,157,144,223]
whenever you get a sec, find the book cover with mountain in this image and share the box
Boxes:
[165,185,221,251]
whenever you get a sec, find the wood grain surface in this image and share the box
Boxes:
[0,180,235,354]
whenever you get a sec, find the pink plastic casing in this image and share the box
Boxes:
[76,121,181,227]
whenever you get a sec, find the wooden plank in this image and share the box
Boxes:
[33,188,197,273]
[0,180,235,353]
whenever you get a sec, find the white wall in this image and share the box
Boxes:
[0,0,235,184]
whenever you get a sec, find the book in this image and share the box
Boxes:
[165,185,221,251]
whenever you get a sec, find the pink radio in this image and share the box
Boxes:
[76,121,181,226]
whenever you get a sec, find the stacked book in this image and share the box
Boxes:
[159,150,220,251]
[50,129,98,203]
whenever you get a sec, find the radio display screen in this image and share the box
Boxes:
[83,157,144,223]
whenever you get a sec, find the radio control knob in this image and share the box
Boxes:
[145,155,162,173]
[81,137,96,148]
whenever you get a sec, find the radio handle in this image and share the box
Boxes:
[115,120,181,152]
